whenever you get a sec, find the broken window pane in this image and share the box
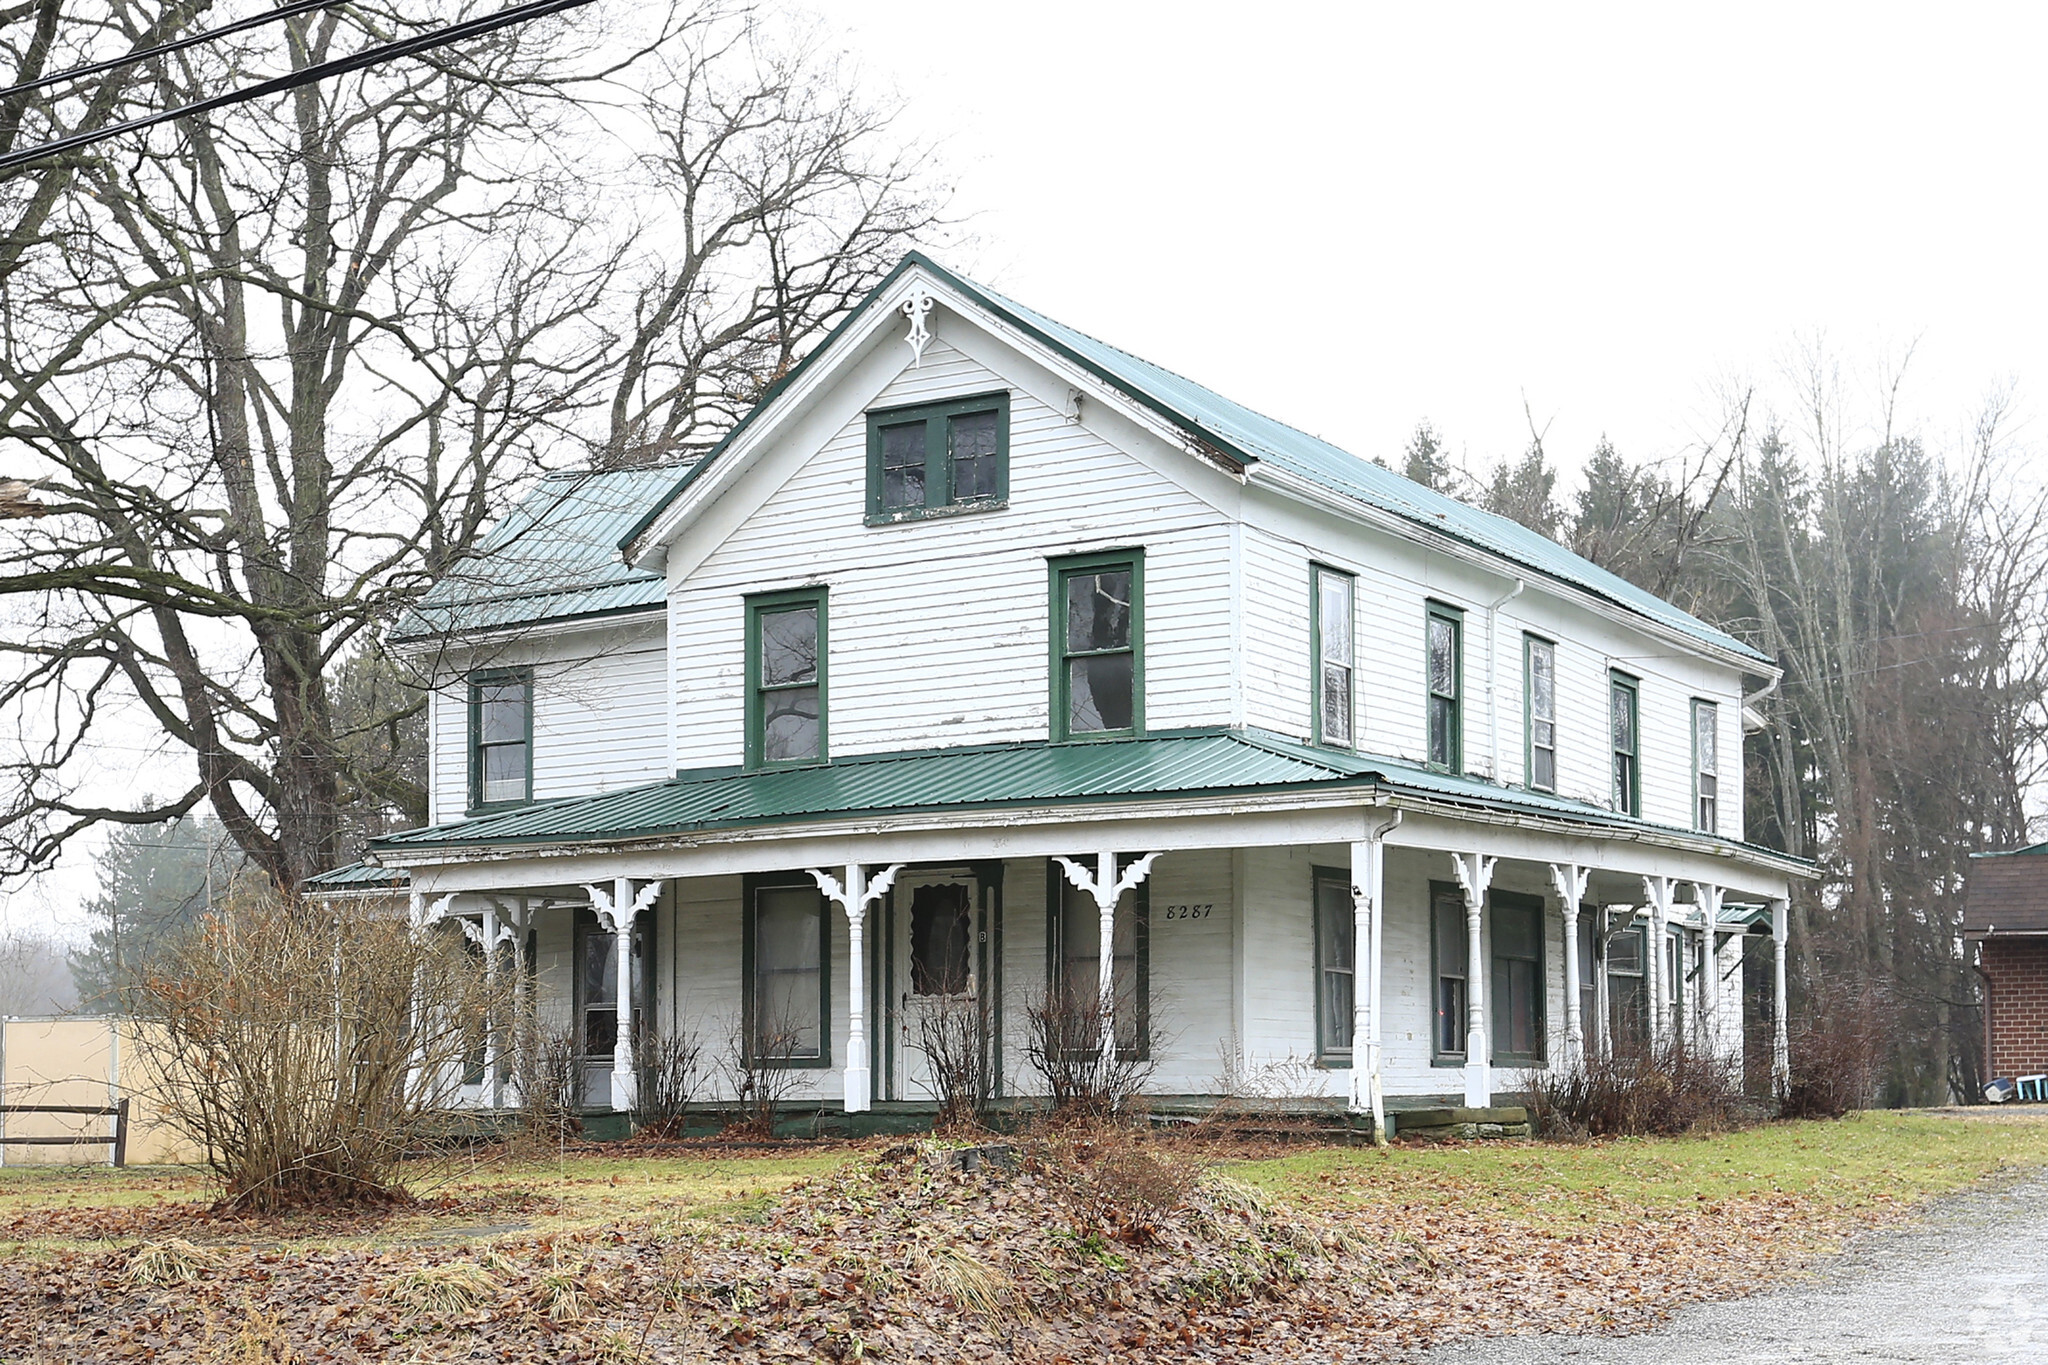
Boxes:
[1065,571,1131,653]
[1069,654,1133,733]
[880,419,925,510]
[949,410,1000,502]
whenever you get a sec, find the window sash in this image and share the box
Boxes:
[1431,884,1468,1060]
[749,883,826,1063]
[1427,608,1462,770]
[1313,568,1355,747]
[865,392,1009,520]
[468,670,531,811]
[1693,700,1719,833]
[1490,897,1545,1063]
[1052,554,1143,739]
[1526,637,1556,792]
[748,593,827,766]
[1313,869,1354,1057]
[1611,675,1639,815]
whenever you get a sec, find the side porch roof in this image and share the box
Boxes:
[365,728,1811,880]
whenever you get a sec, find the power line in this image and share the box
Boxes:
[0,0,596,178]
[0,0,338,102]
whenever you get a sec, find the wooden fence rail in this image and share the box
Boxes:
[0,1099,128,1166]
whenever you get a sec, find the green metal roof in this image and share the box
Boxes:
[369,727,1802,867]
[304,860,410,890]
[621,253,1770,667]
[391,465,681,642]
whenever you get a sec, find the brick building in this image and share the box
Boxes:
[1966,845,2048,1080]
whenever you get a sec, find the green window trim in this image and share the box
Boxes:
[1489,889,1547,1068]
[1049,549,1145,742]
[864,390,1011,525]
[466,666,533,815]
[1691,698,1719,834]
[1311,565,1356,749]
[1425,602,1464,773]
[1044,856,1151,1060]
[1311,865,1354,1065]
[745,587,829,769]
[1523,634,1557,793]
[1429,879,1469,1066]
[741,872,832,1070]
[1610,670,1641,816]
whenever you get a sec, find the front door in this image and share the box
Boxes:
[886,869,985,1102]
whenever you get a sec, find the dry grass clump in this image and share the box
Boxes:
[209,1301,302,1365]
[1524,1040,1758,1137]
[386,1259,502,1317]
[916,1243,1010,1320]
[530,1252,617,1323]
[126,1237,219,1287]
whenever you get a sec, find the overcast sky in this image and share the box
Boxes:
[5,2,2042,942]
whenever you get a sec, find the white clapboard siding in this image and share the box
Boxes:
[669,339,1234,768]
[427,621,669,825]
[1143,848,1237,1093]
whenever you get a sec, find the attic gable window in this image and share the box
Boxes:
[865,391,1010,525]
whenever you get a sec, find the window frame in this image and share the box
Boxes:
[1524,634,1557,793]
[1610,670,1641,816]
[1692,698,1719,834]
[1048,549,1145,742]
[1043,856,1151,1060]
[1429,879,1470,1066]
[1425,602,1464,772]
[745,587,829,770]
[1605,918,1648,1048]
[1310,565,1357,749]
[741,872,832,1070]
[1489,889,1547,1068]
[863,390,1011,525]
[466,666,533,815]
[1311,865,1355,1065]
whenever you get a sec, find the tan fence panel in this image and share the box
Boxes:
[0,1017,202,1166]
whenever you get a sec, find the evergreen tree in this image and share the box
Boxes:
[70,813,237,1011]
[1400,421,1465,494]
[1480,444,1564,539]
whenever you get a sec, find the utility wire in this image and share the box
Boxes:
[0,0,595,178]
[0,0,339,102]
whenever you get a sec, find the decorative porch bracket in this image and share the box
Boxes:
[1641,876,1677,1049]
[1548,863,1591,1065]
[1349,811,1402,1146]
[584,879,664,1114]
[1690,883,1726,1057]
[809,862,907,1114]
[1449,851,1497,1107]
[404,891,458,1102]
[1053,851,1163,1058]
[1771,897,1791,1097]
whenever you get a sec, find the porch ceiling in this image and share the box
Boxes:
[365,728,1810,880]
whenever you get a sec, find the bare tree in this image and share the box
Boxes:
[0,2,948,891]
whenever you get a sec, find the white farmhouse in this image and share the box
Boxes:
[333,254,1806,1136]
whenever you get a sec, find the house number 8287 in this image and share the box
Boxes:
[1161,903,1214,921]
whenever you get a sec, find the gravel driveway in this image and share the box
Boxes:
[1416,1169,2048,1364]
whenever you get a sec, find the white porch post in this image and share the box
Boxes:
[405,891,456,1103]
[1053,852,1163,1059]
[584,879,663,1113]
[1449,852,1497,1107]
[1643,876,1675,1050]
[1690,884,1724,1056]
[1593,907,1612,1058]
[501,898,529,1108]
[480,900,500,1108]
[1771,896,1791,1096]
[1349,811,1402,1145]
[809,862,904,1114]
[1550,864,1590,1066]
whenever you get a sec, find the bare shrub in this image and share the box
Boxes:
[634,1025,707,1137]
[1523,1040,1755,1138]
[1022,982,1156,1120]
[911,990,995,1132]
[718,1011,809,1137]
[514,1021,585,1143]
[1031,1119,1207,1246]
[124,887,505,1212]
[1782,979,1894,1119]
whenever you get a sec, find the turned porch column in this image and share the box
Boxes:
[1771,897,1791,1096]
[583,879,663,1113]
[809,862,905,1114]
[1348,810,1402,1145]
[1449,852,1497,1107]
[1550,864,1591,1067]
[1642,876,1676,1049]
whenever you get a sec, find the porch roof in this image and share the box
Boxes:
[365,727,1808,874]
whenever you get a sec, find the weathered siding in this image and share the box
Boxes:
[667,337,1235,769]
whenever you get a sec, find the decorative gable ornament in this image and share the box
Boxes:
[900,285,937,367]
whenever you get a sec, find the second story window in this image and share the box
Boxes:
[1312,566,1355,747]
[467,668,532,812]
[1426,603,1463,771]
[747,589,827,766]
[865,392,1010,524]
[1525,635,1556,792]
[1693,700,1719,833]
[1611,671,1640,816]
[1052,551,1143,740]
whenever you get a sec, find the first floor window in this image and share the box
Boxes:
[1526,636,1556,791]
[1431,883,1468,1060]
[467,668,532,810]
[908,881,974,997]
[1666,925,1688,1043]
[1053,552,1143,739]
[1313,868,1354,1059]
[1611,672,1641,815]
[748,590,826,765]
[1050,859,1145,1055]
[1577,909,1600,1045]
[1693,699,1719,833]
[574,906,652,1104]
[749,881,826,1063]
[1491,893,1545,1064]
[1313,567,1355,747]
[1427,605,1463,770]
[1607,921,1647,1047]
